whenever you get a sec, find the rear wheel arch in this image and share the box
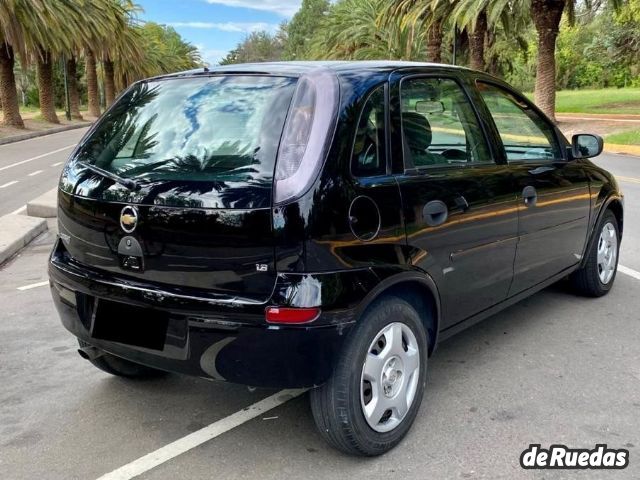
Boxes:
[355,272,440,356]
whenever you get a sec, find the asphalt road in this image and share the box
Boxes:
[1,150,640,479]
[0,128,89,216]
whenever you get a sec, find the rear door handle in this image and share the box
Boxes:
[423,200,448,226]
[522,185,537,207]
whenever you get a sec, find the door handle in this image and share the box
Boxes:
[522,185,537,207]
[423,200,448,227]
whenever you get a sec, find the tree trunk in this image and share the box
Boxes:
[0,42,25,128]
[85,49,100,117]
[66,56,83,120]
[426,20,443,63]
[468,10,487,71]
[104,58,115,107]
[531,0,565,121]
[485,29,499,76]
[36,49,59,124]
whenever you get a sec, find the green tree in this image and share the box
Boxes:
[283,0,330,60]
[220,31,285,64]
[0,0,81,126]
[118,22,200,84]
[452,0,625,120]
[309,0,428,60]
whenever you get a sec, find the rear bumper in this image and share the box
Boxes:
[49,239,363,388]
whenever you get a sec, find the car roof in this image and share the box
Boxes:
[151,61,472,81]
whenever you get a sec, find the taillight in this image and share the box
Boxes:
[265,306,321,324]
[273,68,339,205]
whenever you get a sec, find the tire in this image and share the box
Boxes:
[570,209,620,297]
[78,340,167,379]
[310,296,429,456]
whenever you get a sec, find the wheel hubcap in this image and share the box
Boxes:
[597,222,617,285]
[360,322,420,433]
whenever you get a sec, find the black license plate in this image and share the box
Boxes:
[92,299,169,350]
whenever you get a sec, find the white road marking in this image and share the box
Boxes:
[619,265,640,281]
[0,180,19,188]
[28,170,44,176]
[51,161,63,167]
[0,144,75,172]
[8,205,26,215]
[16,281,50,291]
[95,388,307,480]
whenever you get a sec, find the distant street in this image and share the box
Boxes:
[0,128,89,216]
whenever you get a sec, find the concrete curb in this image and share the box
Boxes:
[0,214,48,265]
[26,188,57,218]
[0,122,90,146]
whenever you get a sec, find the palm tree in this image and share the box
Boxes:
[466,10,487,70]
[66,56,83,120]
[99,1,145,107]
[309,0,428,60]
[446,0,624,120]
[70,0,132,119]
[85,49,101,117]
[0,42,23,127]
[114,22,200,86]
[27,1,90,124]
[1,0,121,126]
[381,0,457,64]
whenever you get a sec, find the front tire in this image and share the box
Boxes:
[310,296,428,456]
[570,209,620,297]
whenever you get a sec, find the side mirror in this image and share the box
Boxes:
[572,134,603,159]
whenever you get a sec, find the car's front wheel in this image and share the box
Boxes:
[310,296,428,456]
[571,209,620,297]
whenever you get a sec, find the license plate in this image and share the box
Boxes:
[92,299,169,350]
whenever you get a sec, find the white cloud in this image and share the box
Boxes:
[198,48,230,66]
[204,0,301,17]
[168,21,279,33]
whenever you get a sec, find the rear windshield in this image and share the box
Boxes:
[72,75,297,183]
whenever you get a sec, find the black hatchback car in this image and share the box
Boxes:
[50,61,623,456]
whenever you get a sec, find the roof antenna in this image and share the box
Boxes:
[203,66,210,72]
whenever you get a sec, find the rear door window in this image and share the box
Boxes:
[400,77,491,168]
[73,76,297,183]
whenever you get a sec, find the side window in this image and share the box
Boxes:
[477,82,562,162]
[352,85,386,176]
[400,77,491,168]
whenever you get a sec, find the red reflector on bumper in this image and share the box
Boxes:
[265,307,320,324]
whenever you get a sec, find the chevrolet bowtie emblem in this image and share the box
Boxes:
[120,206,139,233]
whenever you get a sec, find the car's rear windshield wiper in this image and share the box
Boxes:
[77,161,139,191]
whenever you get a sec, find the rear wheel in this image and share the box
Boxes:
[570,210,620,297]
[78,340,166,379]
[310,296,428,456]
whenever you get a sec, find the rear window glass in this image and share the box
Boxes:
[72,76,296,183]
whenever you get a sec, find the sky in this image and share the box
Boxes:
[136,0,302,66]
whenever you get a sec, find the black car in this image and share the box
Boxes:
[49,61,623,456]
